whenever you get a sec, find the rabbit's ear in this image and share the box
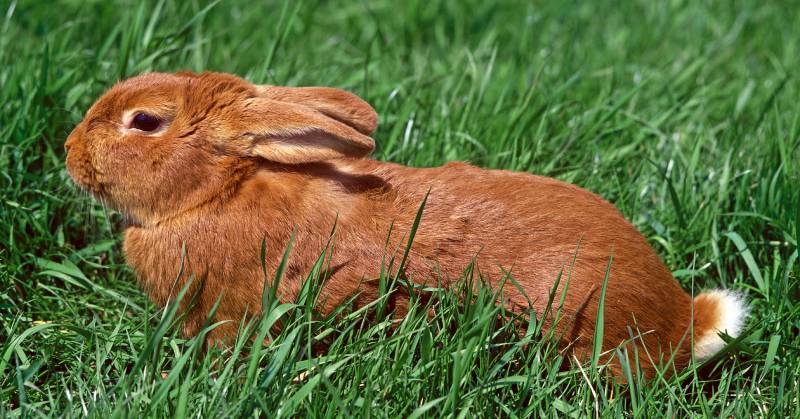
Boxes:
[256,86,378,136]
[236,97,375,164]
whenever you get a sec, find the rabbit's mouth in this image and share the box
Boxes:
[66,162,108,198]
[66,157,102,195]
[64,145,116,207]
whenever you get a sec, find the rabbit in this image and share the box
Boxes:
[64,71,747,377]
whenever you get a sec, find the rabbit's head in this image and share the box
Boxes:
[65,71,377,226]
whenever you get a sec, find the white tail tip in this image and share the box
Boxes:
[693,289,748,361]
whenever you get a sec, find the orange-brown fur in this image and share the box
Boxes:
[691,293,723,345]
[66,71,708,377]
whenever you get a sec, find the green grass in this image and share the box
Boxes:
[1,0,799,416]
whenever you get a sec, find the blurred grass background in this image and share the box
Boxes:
[1,0,798,416]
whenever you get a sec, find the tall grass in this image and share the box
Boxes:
[1,0,798,416]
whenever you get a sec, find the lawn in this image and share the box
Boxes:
[1,0,799,416]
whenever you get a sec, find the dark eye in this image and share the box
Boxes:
[130,112,162,132]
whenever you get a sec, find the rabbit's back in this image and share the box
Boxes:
[345,160,694,370]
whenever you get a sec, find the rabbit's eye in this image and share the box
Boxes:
[130,112,162,132]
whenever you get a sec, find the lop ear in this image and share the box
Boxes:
[235,97,375,164]
[256,85,378,135]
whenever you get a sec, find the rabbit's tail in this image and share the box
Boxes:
[692,289,748,360]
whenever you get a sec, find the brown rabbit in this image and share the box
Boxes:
[65,71,746,377]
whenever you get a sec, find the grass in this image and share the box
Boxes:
[1,0,799,416]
